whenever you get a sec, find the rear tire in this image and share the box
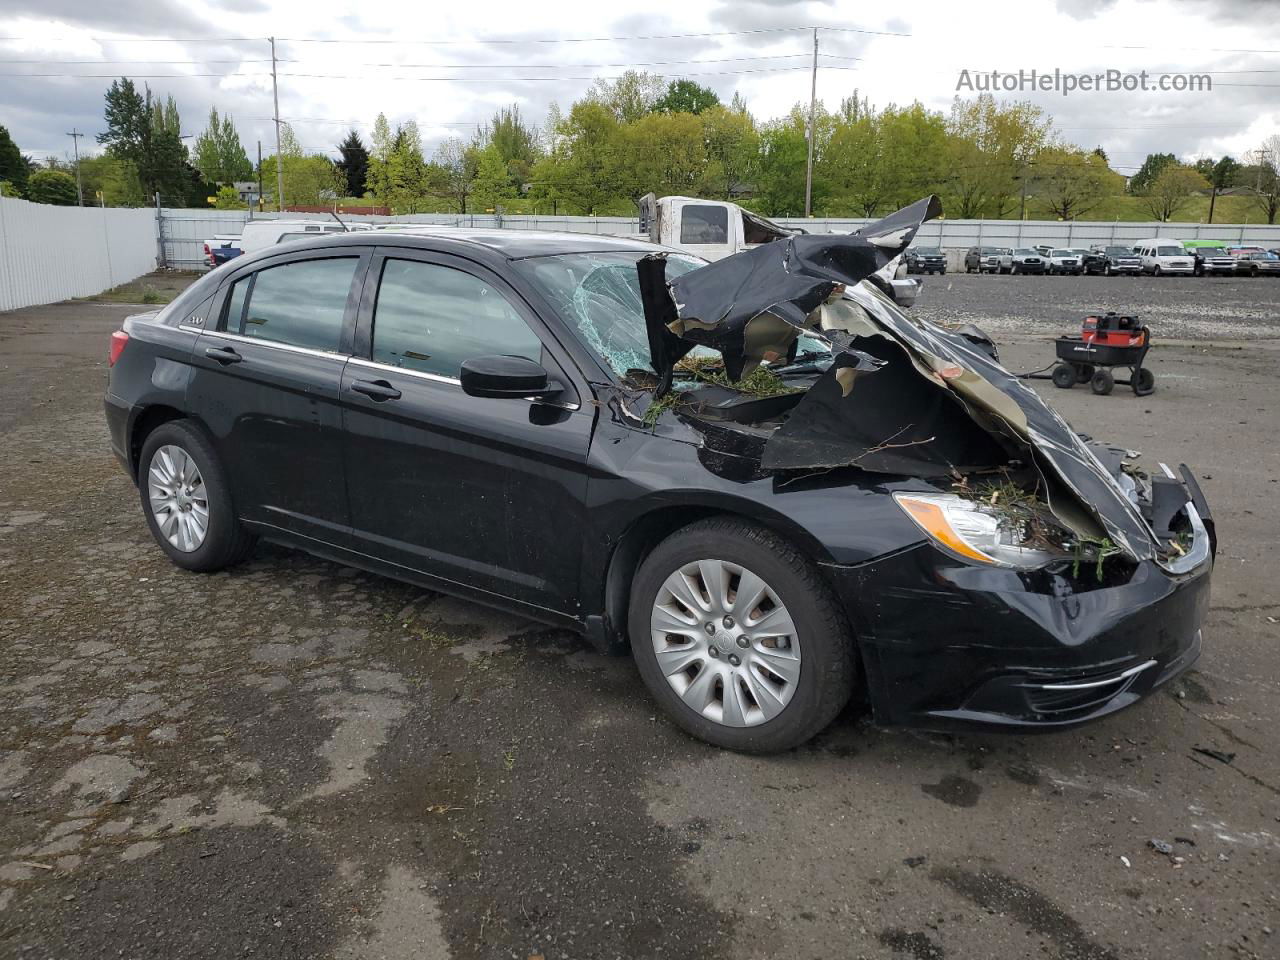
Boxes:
[629,518,856,754]
[138,420,256,572]
[1090,368,1115,396]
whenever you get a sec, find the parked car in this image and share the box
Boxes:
[993,247,1015,273]
[1134,238,1194,276]
[1233,251,1280,277]
[1187,246,1237,277]
[104,210,1214,753]
[1087,245,1143,276]
[1047,249,1083,275]
[1009,248,1047,274]
[964,246,1003,273]
[905,246,947,274]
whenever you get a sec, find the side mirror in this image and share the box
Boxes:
[460,355,560,400]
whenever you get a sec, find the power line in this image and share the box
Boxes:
[0,24,910,46]
[275,25,910,44]
[278,65,858,82]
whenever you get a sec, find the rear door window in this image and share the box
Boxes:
[679,205,729,245]
[370,259,543,379]
[225,257,359,352]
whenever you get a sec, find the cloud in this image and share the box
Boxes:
[1054,0,1119,19]
[0,0,218,36]
[0,0,1275,174]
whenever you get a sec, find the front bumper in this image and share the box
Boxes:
[826,523,1212,732]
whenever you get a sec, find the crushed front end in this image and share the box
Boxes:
[629,194,1214,731]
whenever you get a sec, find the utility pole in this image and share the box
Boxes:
[256,140,263,219]
[66,128,85,206]
[270,37,284,212]
[804,27,818,218]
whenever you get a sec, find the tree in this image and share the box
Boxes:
[193,107,252,185]
[483,105,540,191]
[77,153,145,205]
[1127,152,1176,195]
[653,79,720,115]
[470,144,517,211]
[0,125,28,195]
[824,102,948,217]
[944,95,1051,218]
[336,129,369,198]
[27,169,78,205]
[432,136,475,213]
[260,124,344,207]
[528,101,624,214]
[1142,164,1209,221]
[624,110,707,199]
[755,120,812,217]
[701,105,758,197]
[1193,155,1239,223]
[376,122,432,213]
[1242,136,1279,224]
[1033,147,1119,220]
[214,184,247,209]
[588,70,665,123]
[97,78,188,200]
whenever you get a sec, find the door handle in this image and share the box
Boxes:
[204,345,242,364]
[350,378,402,401]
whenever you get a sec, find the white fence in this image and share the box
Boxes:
[159,207,1280,272]
[0,197,157,311]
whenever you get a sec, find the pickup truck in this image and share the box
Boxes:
[635,194,919,306]
[202,219,373,269]
[202,235,242,267]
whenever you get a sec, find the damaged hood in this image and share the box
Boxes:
[635,195,1161,562]
[638,195,942,384]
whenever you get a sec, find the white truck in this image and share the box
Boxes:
[635,194,918,306]
[203,218,373,268]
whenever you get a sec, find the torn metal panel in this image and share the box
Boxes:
[760,336,1010,476]
[851,286,1159,561]
[640,196,943,383]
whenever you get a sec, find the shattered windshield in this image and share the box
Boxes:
[516,251,709,377]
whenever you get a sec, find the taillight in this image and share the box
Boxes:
[109,330,129,366]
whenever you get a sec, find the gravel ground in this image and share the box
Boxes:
[1,276,1278,960]
[911,272,1280,340]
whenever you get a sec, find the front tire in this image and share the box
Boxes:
[629,518,856,753]
[138,420,256,572]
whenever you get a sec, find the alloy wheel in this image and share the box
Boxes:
[650,559,801,728]
[147,444,209,552]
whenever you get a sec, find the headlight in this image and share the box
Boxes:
[893,492,1063,568]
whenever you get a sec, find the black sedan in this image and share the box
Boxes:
[104,209,1213,753]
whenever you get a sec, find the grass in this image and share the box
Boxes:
[80,270,202,305]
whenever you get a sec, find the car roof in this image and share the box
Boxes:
[370,226,662,258]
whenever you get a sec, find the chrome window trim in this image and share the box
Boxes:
[179,325,347,362]
[346,356,581,411]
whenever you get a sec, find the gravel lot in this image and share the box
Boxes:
[911,271,1280,340]
[1,274,1278,960]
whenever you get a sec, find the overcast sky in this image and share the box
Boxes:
[2,0,1276,176]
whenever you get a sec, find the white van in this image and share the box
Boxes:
[237,219,373,256]
[1132,237,1194,276]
